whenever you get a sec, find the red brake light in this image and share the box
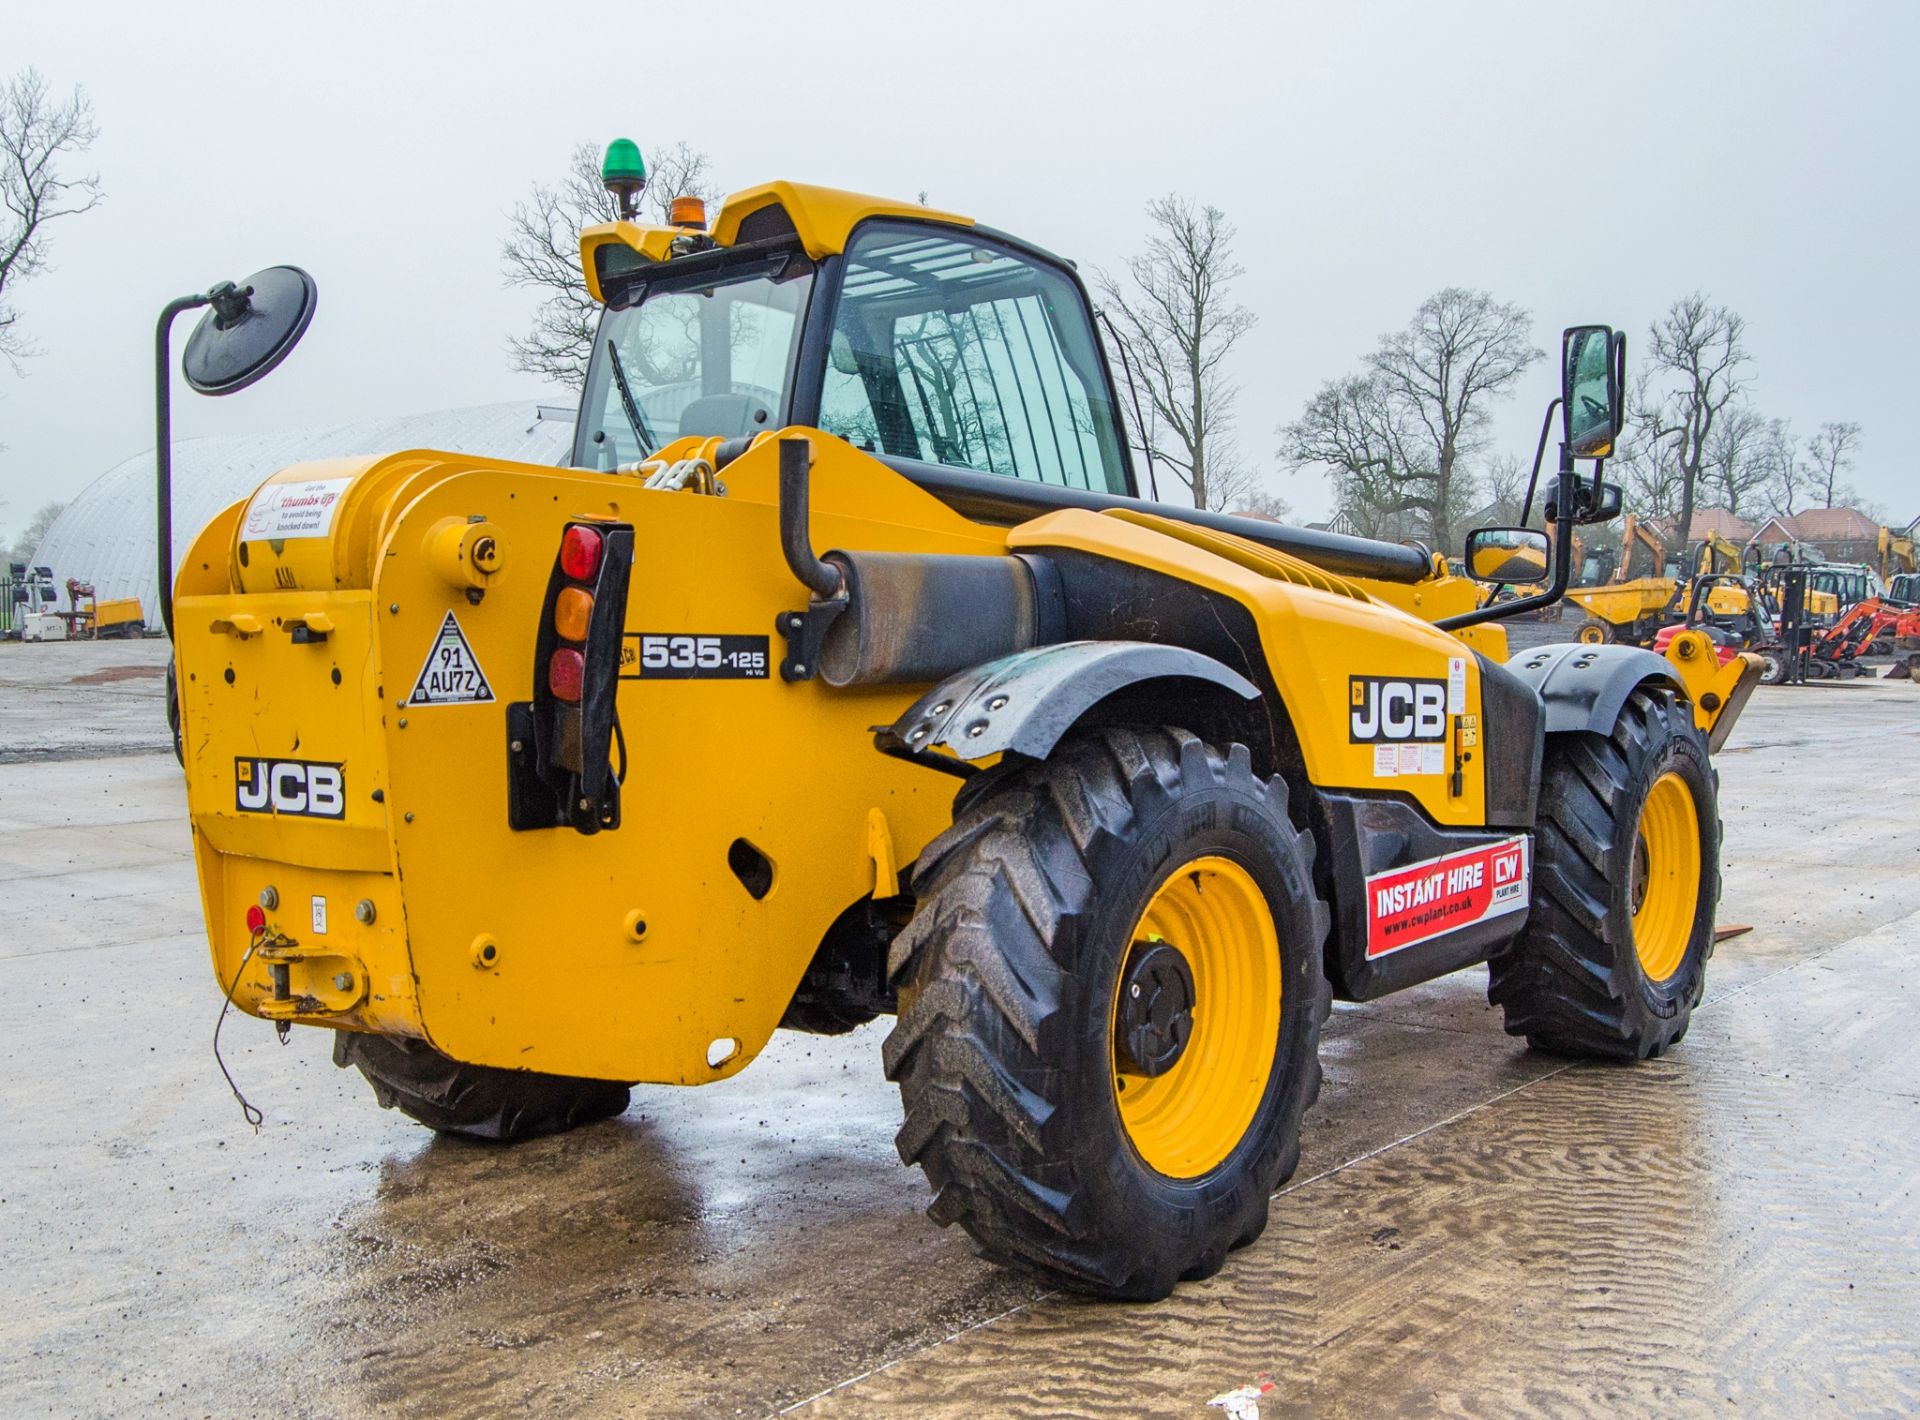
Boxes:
[245,904,267,934]
[560,525,603,582]
[548,647,586,702]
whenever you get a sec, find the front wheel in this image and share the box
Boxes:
[1576,619,1614,645]
[884,728,1331,1300]
[1488,686,1719,1058]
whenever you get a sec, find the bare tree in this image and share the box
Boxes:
[6,499,64,563]
[1634,294,1749,557]
[1803,420,1861,508]
[1702,403,1769,521]
[1,69,102,371]
[1482,453,1534,526]
[501,140,718,388]
[1758,417,1809,519]
[1227,487,1293,522]
[1095,196,1256,511]
[1370,289,1540,549]
[1280,289,1539,550]
[1617,439,1683,526]
[1279,373,1426,539]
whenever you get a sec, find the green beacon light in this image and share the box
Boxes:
[602,139,647,222]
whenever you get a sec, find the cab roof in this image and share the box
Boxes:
[579,181,974,304]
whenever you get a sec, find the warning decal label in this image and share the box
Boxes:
[242,477,353,541]
[1364,835,1530,959]
[407,611,495,706]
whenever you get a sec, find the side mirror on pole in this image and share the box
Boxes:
[155,266,317,638]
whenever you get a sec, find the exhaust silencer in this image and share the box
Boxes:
[816,550,1063,687]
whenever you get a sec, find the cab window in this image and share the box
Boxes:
[819,226,1128,494]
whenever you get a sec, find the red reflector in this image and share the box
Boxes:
[549,647,586,702]
[560,525,603,582]
[245,904,267,934]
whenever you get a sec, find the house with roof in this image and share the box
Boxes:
[1646,507,1757,547]
[1749,506,1882,565]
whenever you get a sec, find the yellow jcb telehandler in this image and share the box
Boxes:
[154,147,1760,1300]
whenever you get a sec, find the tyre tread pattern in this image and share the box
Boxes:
[883,727,1331,1300]
[333,1032,630,1141]
[1487,687,1720,1060]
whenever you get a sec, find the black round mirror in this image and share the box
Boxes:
[181,265,317,396]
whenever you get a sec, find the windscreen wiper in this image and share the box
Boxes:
[605,343,654,456]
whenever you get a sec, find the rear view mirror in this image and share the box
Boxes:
[1465,527,1551,585]
[1561,325,1624,459]
[181,266,318,397]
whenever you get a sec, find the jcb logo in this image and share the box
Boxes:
[1350,677,1447,743]
[235,757,345,819]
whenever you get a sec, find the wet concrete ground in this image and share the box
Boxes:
[2,636,1917,1418]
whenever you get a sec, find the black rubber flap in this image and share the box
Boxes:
[182,265,317,396]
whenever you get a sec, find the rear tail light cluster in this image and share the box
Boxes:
[507,519,634,834]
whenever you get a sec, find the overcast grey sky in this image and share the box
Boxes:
[3,0,1914,545]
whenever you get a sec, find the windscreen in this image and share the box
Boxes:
[577,254,813,469]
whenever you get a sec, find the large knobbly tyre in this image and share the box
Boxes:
[333,1032,630,1141]
[884,727,1331,1301]
[165,660,184,767]
[1488,686,1719,1059]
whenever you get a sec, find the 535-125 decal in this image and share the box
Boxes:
[620,633,770,680]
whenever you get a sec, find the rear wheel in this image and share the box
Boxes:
[1488,686,1718,1059]
[333,1032,630,1140]
[1576,619,1614,645]
[164,660,184,767]
[884,727,1330,1300]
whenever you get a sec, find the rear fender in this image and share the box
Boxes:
[874,640,1258,765]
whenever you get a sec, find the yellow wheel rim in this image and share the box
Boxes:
[1110,856,1281,1179]
[1631,772,1702,983]
[1578,623,1608,644]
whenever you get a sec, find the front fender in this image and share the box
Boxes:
[874,640,1258,763]
[1506,637,1759,751]
[1504,641,1686,736]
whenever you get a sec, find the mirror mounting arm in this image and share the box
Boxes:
[154,291,214,642]
[1517,396,1562,528]
[1437,444,1578,632]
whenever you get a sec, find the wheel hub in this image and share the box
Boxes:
[1115,941,1196,1077]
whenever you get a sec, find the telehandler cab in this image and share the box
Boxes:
[158,148,1761,1300]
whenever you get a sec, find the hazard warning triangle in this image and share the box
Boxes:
[407,611,495,706]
